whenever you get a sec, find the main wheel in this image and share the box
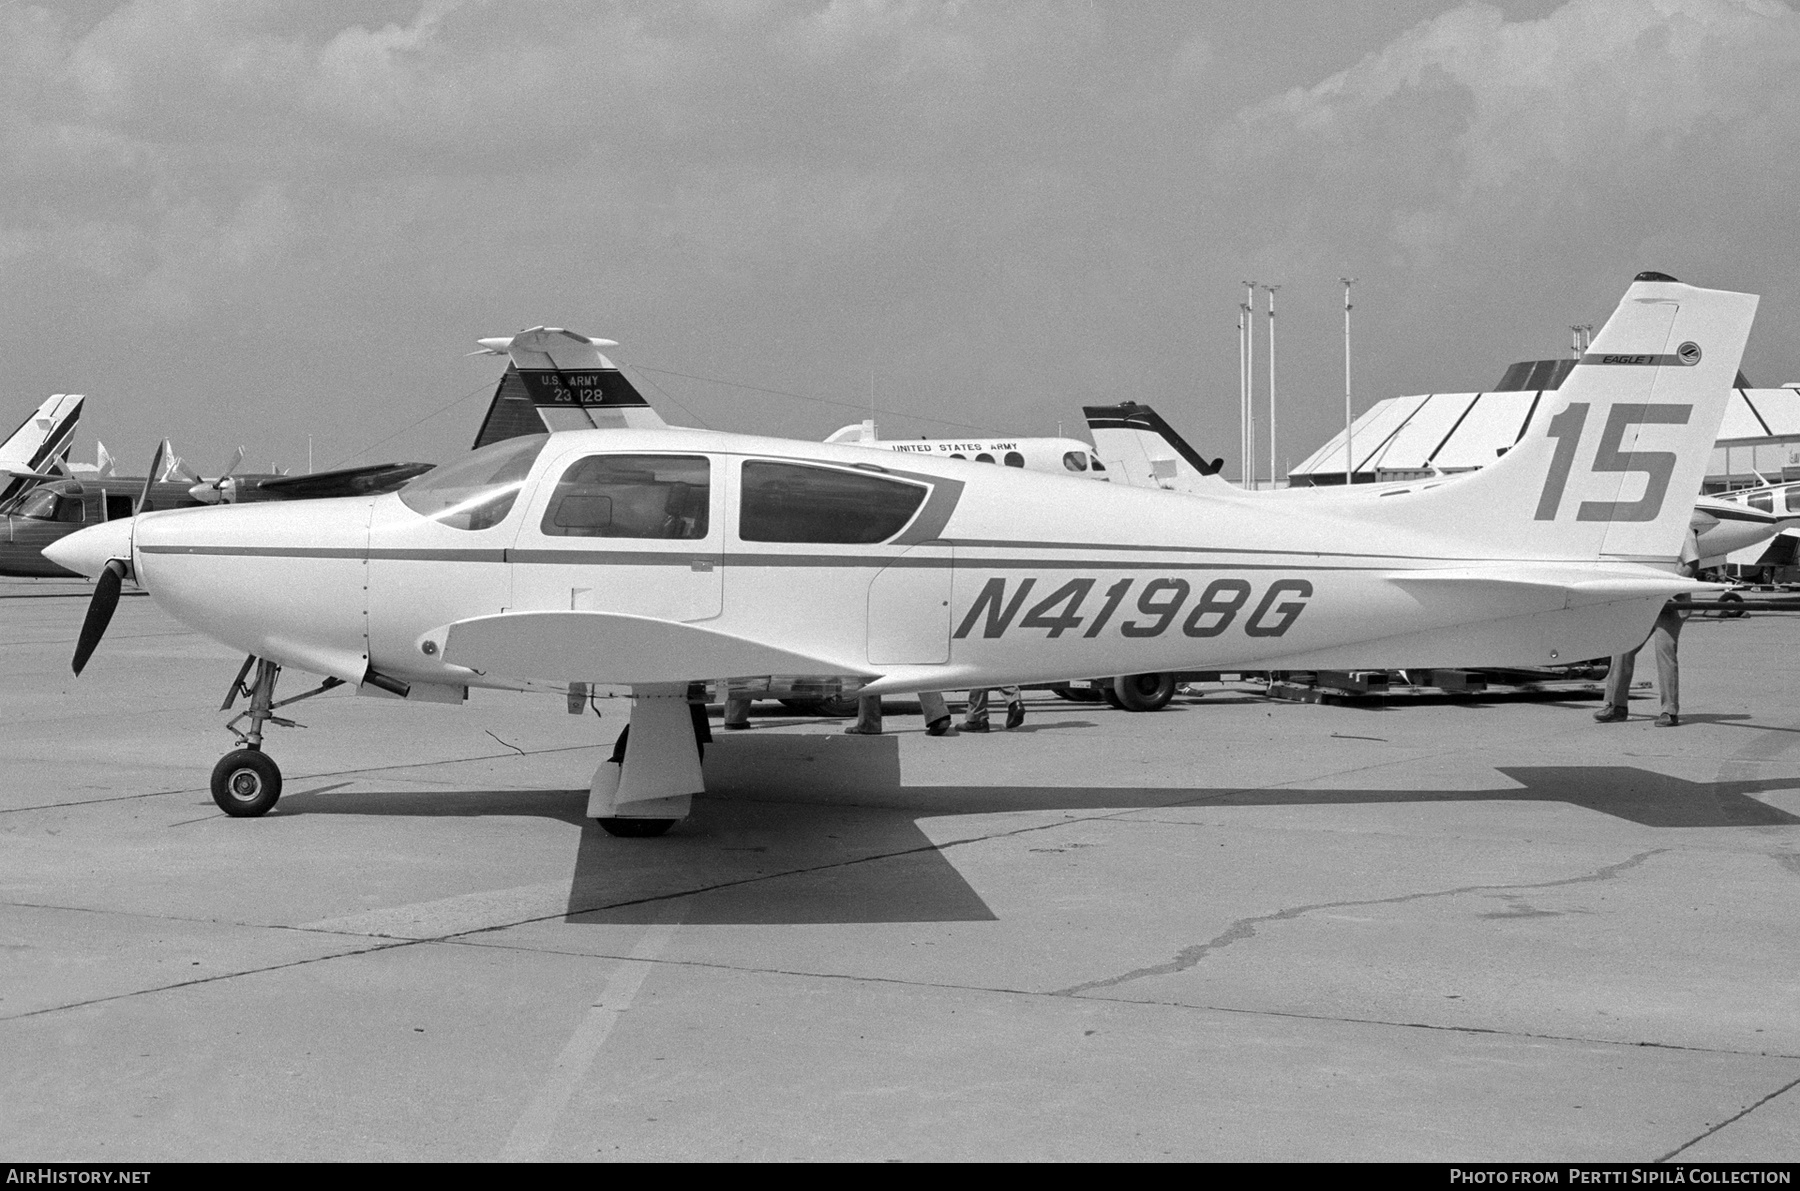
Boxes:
[1101,683,1124,710]
[1719,591,1746,618]
[211,749,282,817]
[1113,672,1176,712]
[597,817,676,838]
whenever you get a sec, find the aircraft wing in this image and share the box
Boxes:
[0,464,65,483]
[438,610,876,686]
[252,462,435,501]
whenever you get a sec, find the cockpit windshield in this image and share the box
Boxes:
[398,434,548,530]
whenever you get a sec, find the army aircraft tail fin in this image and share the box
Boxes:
[1366,273,1758,565]
[469,327,668,450]
[1084,402,1231,495]
[437,610,875,687]
[0,394,83,502]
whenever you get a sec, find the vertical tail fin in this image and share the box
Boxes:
[1084,401,1231,494]
[470,327,667,449]
[0,394,83,503]
[1375,274,1758,563]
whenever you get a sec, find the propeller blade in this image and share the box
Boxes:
[221,445,244,480]
[72,559,127,675]
[136,441,166,516]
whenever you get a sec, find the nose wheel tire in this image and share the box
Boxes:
[211,749,282,817]
[597,817,676,838]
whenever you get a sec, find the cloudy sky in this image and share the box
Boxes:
[4,0,1799,481]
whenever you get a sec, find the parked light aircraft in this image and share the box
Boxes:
[826,420,1111,478]
[0,394,84,504]
[47,274,1754,838]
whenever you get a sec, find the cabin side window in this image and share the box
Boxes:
[739,461,927,544]
[1062,451,1088,472]
[1750,492,1774,513]
[539,455,711,540]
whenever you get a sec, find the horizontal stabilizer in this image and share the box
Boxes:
[1388,565,1715,608]
[1084,401,1231,495]
[439,610,875,686]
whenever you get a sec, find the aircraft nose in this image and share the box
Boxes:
[43,517,135,580]
[133,498,375,682]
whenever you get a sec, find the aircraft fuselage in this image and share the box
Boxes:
[111,427,1692,698]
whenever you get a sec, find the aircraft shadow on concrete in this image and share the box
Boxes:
[285,733,1800,927]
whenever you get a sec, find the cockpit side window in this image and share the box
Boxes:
[16,490,57,520]
[739,461,927,544]
[539,454,711,539]
[1089,455,1107,472]
[1786,488,1800,514]
[399,433,548,530]
[16,489,81,522]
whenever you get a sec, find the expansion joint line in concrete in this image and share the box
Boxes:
[1657,1071,1800,1162]
[0,742,602,815]
[1048,848,1669,997]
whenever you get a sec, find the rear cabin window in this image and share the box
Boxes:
[539,454,711,539]
[1750,492,1775,513]
[739,461,927,544]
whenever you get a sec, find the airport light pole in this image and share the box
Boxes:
[1236,304,1245,485]
[1242,281,1257,489]
[1341,277,1355,486]
[1264,284,1280,489]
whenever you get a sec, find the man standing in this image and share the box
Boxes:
[960,686,1025,732]
[1593,595,1689,726]
[844,692,954,736]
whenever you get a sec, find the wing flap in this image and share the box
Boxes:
[440,610,874,685]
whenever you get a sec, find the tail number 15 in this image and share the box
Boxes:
[1534,402,1692,523]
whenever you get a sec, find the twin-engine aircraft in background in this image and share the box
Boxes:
[47,274,1756,841]
[0,439,433,578]
[825,420,1111,480]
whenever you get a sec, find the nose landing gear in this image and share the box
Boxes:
[210,656,343,817]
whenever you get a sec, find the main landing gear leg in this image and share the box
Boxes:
[590,684,701,838]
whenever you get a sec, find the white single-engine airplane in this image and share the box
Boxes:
[47,273,1755,837]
